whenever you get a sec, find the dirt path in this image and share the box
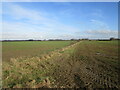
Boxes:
[37,41,80,61]
[44,41,119,88]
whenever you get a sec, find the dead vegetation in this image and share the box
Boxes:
[2,41,119,89]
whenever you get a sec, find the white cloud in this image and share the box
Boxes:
[2,22,46,40]
[89,19,118,38]
[2,3,81,40]
[2,3,118,40]
[90,19,110,30]
[85,30,117,35]
[2,20,80,40]
[84,29,118,39]
[75,29,118,39]
[2,32,50,40]
[3,3,47,22]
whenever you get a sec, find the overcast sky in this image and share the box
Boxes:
[2,2,118,40]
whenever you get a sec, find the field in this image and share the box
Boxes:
[2,40,119,88]
[2,41,75,62]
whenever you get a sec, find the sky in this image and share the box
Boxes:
[1,2,118,40]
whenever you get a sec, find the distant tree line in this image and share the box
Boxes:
[1,37,120,42]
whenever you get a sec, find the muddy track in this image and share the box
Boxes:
[67,43,119,89]
[44,42,119,89]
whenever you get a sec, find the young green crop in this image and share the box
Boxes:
[2,41,75,62]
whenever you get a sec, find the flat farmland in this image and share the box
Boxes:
[2,41,75,62]
[2,40,119,88]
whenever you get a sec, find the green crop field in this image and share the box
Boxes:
[2,40,119,88]
[2,41,75,62]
